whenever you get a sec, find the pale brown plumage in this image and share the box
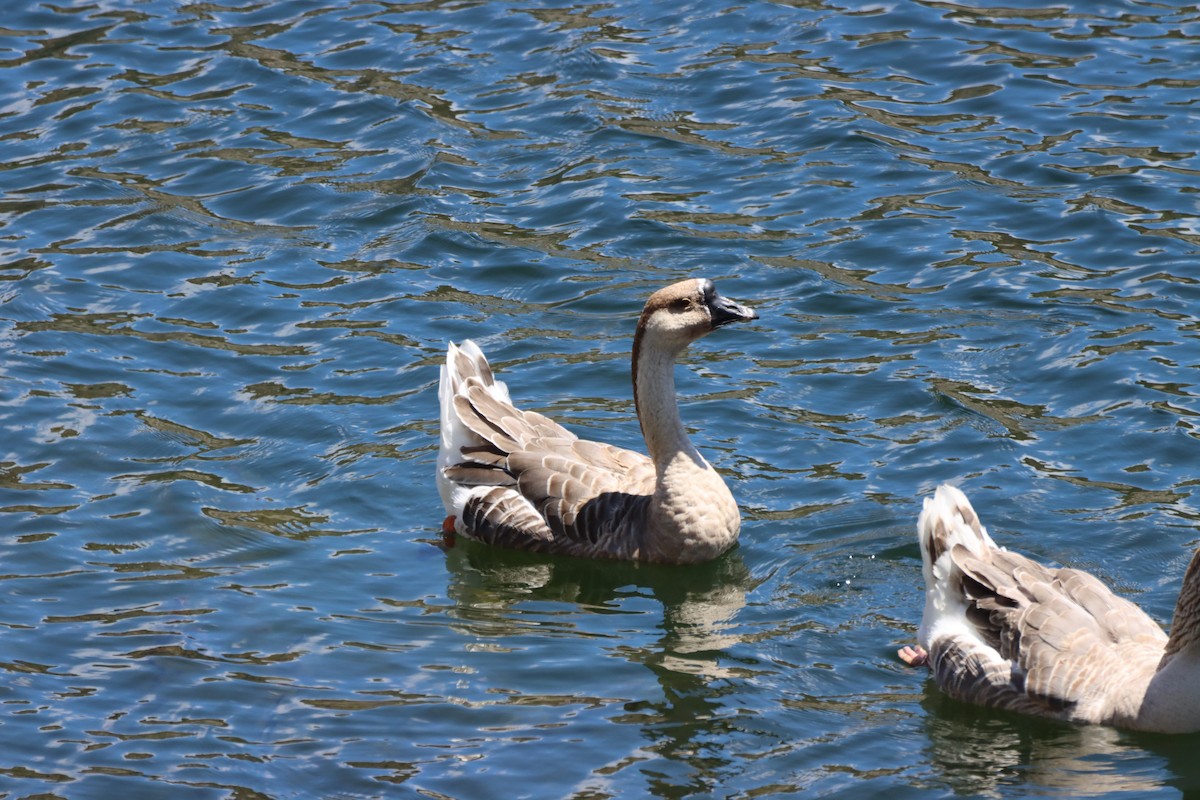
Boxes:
[902,484,1200,733]
[436,278,758,564]
[444,344,656,556]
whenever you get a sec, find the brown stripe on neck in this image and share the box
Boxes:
[630,280,700,441]
[631,303,653,440]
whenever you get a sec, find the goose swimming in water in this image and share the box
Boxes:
[900,484,1200,733]
[436,278,758,564]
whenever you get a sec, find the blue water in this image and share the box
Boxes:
[2,0,1199,797]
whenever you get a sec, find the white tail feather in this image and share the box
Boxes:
[436,340,511,514]
[917,484,1000,649]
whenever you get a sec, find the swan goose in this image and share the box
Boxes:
[900,484,1200,733]
[436,278,758,564]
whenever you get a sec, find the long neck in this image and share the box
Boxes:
[630,323,741,565]
[1138,550,1200,732]
[633,336,703,467]
[1164,550,1200,659]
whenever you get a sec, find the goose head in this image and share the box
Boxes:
[635,278,758,355]
[629,278,758,464]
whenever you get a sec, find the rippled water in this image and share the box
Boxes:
[2,0,1199,797]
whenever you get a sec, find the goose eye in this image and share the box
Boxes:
[669,298,690,313]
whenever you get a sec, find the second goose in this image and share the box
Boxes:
[436,278,758,564]
[900,484,1200,733]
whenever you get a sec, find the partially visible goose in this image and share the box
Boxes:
[899,484,1200,733]
[436,278,758,564]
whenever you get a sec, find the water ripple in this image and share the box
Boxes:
[2,0,1200,796]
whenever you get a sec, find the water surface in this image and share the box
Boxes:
[2,1,1199,797]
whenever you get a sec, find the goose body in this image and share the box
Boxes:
[900,484,1200,733]
[436,278,757,564]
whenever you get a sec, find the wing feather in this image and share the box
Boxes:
[441,349,657,555]
[944,542,1161,721]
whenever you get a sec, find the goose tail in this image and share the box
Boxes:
[918,485,996,576]
[436,340,511,514]
[916,484,999,647]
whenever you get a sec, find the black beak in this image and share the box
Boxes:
[708,290,759,328]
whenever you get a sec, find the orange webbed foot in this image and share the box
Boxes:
[898,645,929,667]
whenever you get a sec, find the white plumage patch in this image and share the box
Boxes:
[436,339,512,515]
[917,484,1002,656]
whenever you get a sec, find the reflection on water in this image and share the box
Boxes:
[919,693,1200,797]
[439,542,756,793]
[2,0,1199,796]
[444,540,752,679]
